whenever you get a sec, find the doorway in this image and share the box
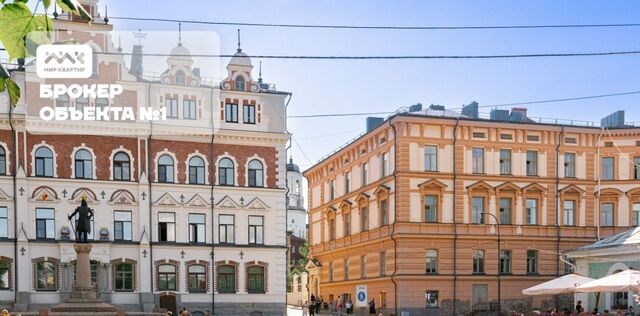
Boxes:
[159,293,177,315]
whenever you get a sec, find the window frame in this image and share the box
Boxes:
[424,145,438,172]
[113,152,131,181]
[472,148,484,174]
[425,250,438,274]
[471,197,485,224]
[36,261,57,291]
[158,212,176,242]
[36,208,55,240]
[74,149,93,179]
[424,195,438,223]
[526,150,538,176]
[183,99,197,120]
[247,159,264,187]
[472,250,485,274]
[188,156,206,185]
[247,266,265,294]
[164,98,178,118]
[248,215,264,245]
[600,202,614,227]
[218,214,235,244]
[243,104,256,124]
[218,158,235,186]
[601,157,615,180]
[0,207,7,239]
[217,264,236,294]
[114,211,132,241]
[225,103,239,123]
[563,200,576,226]
[499,149,511,175]
[157,154,175,183]
[187,264,207,293]
[35,147,54,177]
[0,146,6,175]
[157,264,177,291]
[564,152,576,178]
[114,263,134,291]
[526,250,538,275]
[189,213,206,244]
[499,250,512,275]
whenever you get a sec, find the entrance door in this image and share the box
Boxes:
[159,294,177,315]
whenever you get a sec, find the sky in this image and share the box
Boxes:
[24,1,640,170]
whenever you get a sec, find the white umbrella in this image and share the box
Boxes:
[522,273,595,295]
[576,269,640,293]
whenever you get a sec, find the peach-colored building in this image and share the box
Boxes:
[304,106,640,315]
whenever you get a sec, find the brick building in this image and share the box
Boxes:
[304,104,640,315]
[0,1,289,315]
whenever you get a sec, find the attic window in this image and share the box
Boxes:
[360,149,367,155]
[499,133,513,140]
[235,76,246,91]
[526,135,540,142]
[472,132,486,139]
[379,137,386,144]
[604,141,613,148]
[564,137,577,144]
[175,70,186,85]
[344,159,349,164]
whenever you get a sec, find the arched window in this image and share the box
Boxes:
[114,263,133,291]
[0,146,6,175]
[218,158,234,186]
[113,152,131,180]
[158,264,176,291]
[74,149,93,179]
[55,94,69,107]
[248,159,263,187]
[188,265,207,293]
[235,76,245,91]
[35,147,53,177]
[217,265,236,293]
[175,70,186,85]
[35,260,57,290]
[247,266,265,293]
[158,155,174,183]
[189,156,205,184]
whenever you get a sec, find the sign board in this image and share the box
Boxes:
[356,285,367,308]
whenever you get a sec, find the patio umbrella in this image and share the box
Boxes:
[576,269,640,293]
[522,273,595,295]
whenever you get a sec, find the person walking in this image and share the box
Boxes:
[336,296,343,316]
[369,299,376,314]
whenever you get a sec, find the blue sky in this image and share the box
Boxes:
[60,1,640,169]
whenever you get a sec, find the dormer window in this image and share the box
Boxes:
[235,76,246,91]
[175,70,186,85]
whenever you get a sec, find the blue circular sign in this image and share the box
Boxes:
[357,291,366,301]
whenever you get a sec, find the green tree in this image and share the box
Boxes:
[0,0,91,104]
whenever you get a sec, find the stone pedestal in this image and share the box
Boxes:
[51,243,117,312]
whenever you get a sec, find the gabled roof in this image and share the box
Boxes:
[495,182,521,193]
[466,181,493,191]
[418,179,447,190]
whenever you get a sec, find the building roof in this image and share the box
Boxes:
[287,157,300,173]
[229,50,252,67]
[567,226,640,253]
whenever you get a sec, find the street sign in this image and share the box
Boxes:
[356,285,367,307]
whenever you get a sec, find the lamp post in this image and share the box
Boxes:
[482,212,501,314]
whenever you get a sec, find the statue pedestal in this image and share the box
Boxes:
[51,243,117,312]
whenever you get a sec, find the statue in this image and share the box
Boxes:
[68,198,94,243]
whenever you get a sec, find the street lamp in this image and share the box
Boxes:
[482,212,501,314]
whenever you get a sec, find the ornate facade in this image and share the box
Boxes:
[0,2,289,315]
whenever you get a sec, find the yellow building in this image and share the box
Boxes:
[304,106,640,315]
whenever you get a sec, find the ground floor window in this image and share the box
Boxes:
[158,264,177,291]
[425,290,439,308]
[114,263,133,291]
[188,265,207,293]
[36,261,56,291]
[0,261,9,289]
[613,292,629,309]
[217,265,235,293]
[247,266,265,293]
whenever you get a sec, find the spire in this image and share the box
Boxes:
[237,29,242,53]
[103,5,109,24]
[258,60,263,83]
[117,35,122,52]
[178,22,182,47]
[133,29,147,46]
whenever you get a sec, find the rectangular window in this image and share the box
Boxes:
[499,133,513,140]
[424,195,438,223]
[328,218,336,241]
[526,151,538,176]
[601,157,614,180]
[36,208,55,239]
[219,215,235,244]
[426,290,439,308]
[527,250,538,274]
[360,207,369,232]
[472,148,484,174]
[472,250,484,274]
[633,204,640,226]
[183,100,197,119]
[329,262,334,281]
[36,261,56,290]
[362,163,368,185]
[499,250,512,274]
[634,157,640,180]
[601,203,614,226]
[563,201,575,226]
[165,98,178,118]
[114,263,134,291]
[381,153,388,177]
[380,252,386,276]
[472,132,486,139]
[344,212,351,236]
[526,135,540,142]
[248,216,264,244]
[158,212,175,242]
[380,199,389,226]
[424,145,437,172]
[329,180,335,200]
[565,153,576,178]
[564,257,576,274]
[526,199,538,225]
[472,197,485,224]
[361,255,367,279]
[499,198,511,224]
[344,172,350,194]
[224,103,238,123]
[0,207,7,238]
[344,259,349,280]
[189,214,206,243]
[499,149,511,175]
[243,104,256,124]
[425,250,437,274]
[565,137,577,144]
[114,211,132,241]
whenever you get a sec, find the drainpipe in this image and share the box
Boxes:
[452,117,460,315]
[146,82,154,294]
[283,92,292,308]
[209,85,216,315]
[388,120,398,315]
[8,75,18,298]
[555,126,564,278]
[595,128,605,240]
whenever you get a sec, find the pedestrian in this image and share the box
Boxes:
[576,300,584,313]
[369,298,376,314]
[346,300,353,314]
[165,311,172,316]
[309,301,316,316]
[204,310,210,316]
[623,306,634,316]
[1,310,9,316]
[180,307,191,316]
[303,301,309,316]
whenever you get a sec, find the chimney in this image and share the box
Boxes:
[409,103,423,112]
[509,107,528,122]
[429,104,445,111]
[366,117,384,132]
[461,101,479,119]
[601,110,625,128]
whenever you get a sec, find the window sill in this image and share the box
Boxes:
[248,291,266,294]
[526,273,539,276]
[114,289,134,293]
[189,289,207,293]
[472,272,486,276]
[218,291,236,294]
[499,273,513,276]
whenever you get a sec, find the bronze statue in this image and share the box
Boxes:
[68,199,94,243]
